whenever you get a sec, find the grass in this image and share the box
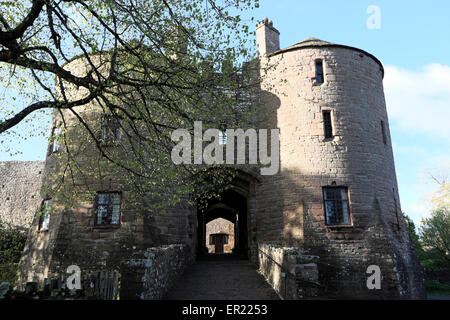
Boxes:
[425,280,450,296]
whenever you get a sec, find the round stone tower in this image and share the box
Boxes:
[254,18,426,299]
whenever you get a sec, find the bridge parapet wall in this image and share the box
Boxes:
[120,244,193,300]
[258,242,319,299]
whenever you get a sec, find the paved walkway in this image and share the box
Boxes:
[165,255,280,300]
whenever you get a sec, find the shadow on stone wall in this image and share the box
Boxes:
[251,83,426,299]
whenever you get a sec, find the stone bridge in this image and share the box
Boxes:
[119,243,319,300]
[165,255,280,300]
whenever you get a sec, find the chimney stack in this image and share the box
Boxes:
[256,18,280,57]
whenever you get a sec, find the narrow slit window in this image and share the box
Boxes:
[323,110,333,139]
[393,188,400,231]
[315,60,324,84]
[50,125,62,153]
[95,192,122,226]
[381,120,387,145]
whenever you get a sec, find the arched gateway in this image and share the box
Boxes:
[197,172,258,259]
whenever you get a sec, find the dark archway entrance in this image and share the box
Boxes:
[197,185,249,259]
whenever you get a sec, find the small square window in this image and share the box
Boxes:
[101,116,121,145]
[323,187,351,225]
[95,192,121,226]
[39,199,52,231]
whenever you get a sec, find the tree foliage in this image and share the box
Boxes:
[0,222,26,264]
[0,222,27,285]
[430,182,450,211]
[404,214,423,258]
[419,207,450,268]
[405,166,450,269]
[428,163,449,210]
[0,0,262,210]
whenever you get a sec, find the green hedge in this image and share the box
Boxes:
[0,263,19,284]
[425,280,450,296]
[0,222,27,286]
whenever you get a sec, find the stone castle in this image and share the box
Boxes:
[0,19,426,299]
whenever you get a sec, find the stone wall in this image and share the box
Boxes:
[17,188,196,289]
[258,242,319,300]
[253,20,426,298]
[17,85,197,288]
[0,161,45,232]
[120,244,193,300]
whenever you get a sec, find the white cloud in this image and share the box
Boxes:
[393,142,449,226]
[393,143,450,175]
[385,65,450,227]
[394,145,437,226]
[384,64,450,140]
[402,197,432,227]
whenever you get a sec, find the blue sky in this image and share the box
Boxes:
[1,0,449,227]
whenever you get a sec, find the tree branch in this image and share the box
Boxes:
[0,0,45,43]
[0,94,97,134]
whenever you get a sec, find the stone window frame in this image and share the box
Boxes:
[100,114,122,146]
[93,191,123,228]
[313,59,325,86]
[48,122,62,155]
[322,186,353,227]
[38,198,52,232]
[322,108,335,140]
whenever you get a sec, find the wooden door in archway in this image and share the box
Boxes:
[214,235,224,253]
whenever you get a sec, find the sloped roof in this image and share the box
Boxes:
[287,37,334,49]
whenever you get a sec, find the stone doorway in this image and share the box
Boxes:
[207,219,234,254]
[210,233,226,253]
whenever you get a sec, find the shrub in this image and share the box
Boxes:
[0,222,27,285]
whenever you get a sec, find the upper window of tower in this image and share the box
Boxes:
[323,187,351,226]
[315,59,324,84]
[94,192,121,226]
[101,115,121,145]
